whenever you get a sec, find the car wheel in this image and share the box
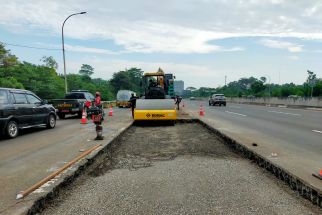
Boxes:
[47,114,56,129]
[209,102,211,106]
[223,103,226,106]
[7,121,19,138]
[58,113,65,119]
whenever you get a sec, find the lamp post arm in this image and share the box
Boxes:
[61,12,86,93]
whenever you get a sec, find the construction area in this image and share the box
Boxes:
[1,92,322,214]
[32,121,319,215]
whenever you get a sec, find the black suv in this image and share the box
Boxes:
[0,88,57,138]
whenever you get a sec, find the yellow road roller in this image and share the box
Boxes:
[134,68,176,122]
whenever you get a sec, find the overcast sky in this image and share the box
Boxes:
[0,0,322,88]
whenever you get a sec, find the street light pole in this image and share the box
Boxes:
[62,12,86,93]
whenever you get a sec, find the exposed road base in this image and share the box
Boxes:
[42,121,320,214]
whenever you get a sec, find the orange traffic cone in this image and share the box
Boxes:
[108,105,113,116]
[199,104,204,116]
[80,109,88,124]
[313,169,322,180]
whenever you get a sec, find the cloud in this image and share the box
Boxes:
[33,42,117,54]
[259,39,303,52]
[64,44,116,55]
[1,0,322,54]
[313,49,322,53]
[288,56,299,60]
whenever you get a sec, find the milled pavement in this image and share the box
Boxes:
[42,123,321,215]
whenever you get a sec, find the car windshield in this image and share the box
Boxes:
[215,95,223,97]
[65,93,86,99]
[0,90,8,104]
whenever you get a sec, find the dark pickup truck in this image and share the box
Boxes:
[51,90,94,119]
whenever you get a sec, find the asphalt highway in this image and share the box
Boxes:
[187,100,322,152]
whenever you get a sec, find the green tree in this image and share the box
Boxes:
[314,79,322,96]
[0,77,24,88]
[260,77,267,83]
[306,70,317,97]
[41,56,58,70]
[127,67,144,92]
[110,67,144,94]
[0,43,19,67]
[110,70,132,93]
[251,80,265,96]
[79,64,94,77]
[186,87,197,91]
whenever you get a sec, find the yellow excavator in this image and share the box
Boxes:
[134,68,176,122]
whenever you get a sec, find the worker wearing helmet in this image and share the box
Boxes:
[129,93,137,119]
[94,91,105,119]
[95,91,101,107]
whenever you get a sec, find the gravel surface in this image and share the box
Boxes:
[42,123,321,215]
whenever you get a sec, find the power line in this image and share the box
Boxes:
[2,42,61,51]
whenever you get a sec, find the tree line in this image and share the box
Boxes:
[0,43,143,100]
[185,72,322,98]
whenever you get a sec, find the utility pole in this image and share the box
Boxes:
[225,75,227,86]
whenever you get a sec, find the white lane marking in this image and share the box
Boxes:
[225,111,247,117]
[268,110,301,116]
[312,130,322,134]
[306,108,322,111]
[229,106,241,109]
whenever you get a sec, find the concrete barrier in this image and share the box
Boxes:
[102,100,117,108]
[227,97,322,108]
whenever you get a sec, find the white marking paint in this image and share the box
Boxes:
[225,111,247,117]
[229,106,241,109]
[306,108,322,111]
[16,193,23,200]
[33,188,45,193]
[312,130,322,134]
[268,110,301,116]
